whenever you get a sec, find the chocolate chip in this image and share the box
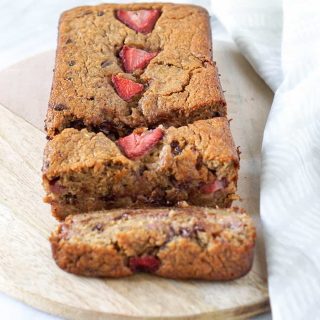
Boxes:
[70,119,85,130]
[101,60,112,68]
[196,155,203,170]
[139,165,148,176]
[97,11,104,16]
[68,60,76,66]
[64,193,77,205]
[92,223,104,232]
[99,194,115,202]
[95,121,120,140]
[53,104,67,111]
[87,96,95,101]
[170,140,182,156]
[66,38,72,44]
[212,111,220,117]
[97,121,112,134]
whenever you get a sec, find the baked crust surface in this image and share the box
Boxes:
[45,3,226,138]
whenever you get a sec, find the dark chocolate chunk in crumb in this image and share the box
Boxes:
[53,104,67,111]
[196,155,203,170]
[68,60,76,66]
[64,193,77,205]
[69,119,85,130]
[170,140,182,156]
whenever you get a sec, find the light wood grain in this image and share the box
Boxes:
[0,40,272,320]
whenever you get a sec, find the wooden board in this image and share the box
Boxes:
[0,40,273,320]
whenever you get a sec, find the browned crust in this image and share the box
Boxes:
[50,207,256,280]
[42,118,239,219]
[45,3,226,138]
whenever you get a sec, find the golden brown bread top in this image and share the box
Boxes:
[43,118,239,179]
[46,3,225,137]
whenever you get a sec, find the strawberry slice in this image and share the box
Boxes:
[129,256,160,273]
[120,45,158,73]
[116,9,161,34]
[117,128,164,159]
[112,75,144,101]
[201,179,228,194]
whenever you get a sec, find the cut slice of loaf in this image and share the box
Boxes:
[50,207,256,280]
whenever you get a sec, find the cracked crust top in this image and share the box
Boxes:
[45,3,226,138]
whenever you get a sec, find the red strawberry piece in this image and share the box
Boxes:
[129,256,160,273]
[119,45,158,73]
[112,75,144,101]
[201,178,228,194]
[116,9,161,34]
[117,127,164,159]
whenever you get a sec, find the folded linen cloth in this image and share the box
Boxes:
[214,0,320,319]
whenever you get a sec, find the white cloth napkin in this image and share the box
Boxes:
[214,0,320,319]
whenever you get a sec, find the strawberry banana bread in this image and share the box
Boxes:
[45,3,226,139]
[50,207,256,280]
[43,118,239,220]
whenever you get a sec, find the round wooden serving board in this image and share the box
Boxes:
[0,41,273,319]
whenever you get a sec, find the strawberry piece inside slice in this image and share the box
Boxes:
[120,45,158,73]
[201,178,228,194]
[129,256,160,273]
[117,127,164,159]
[112,75,144,101]
[116,9,161,34]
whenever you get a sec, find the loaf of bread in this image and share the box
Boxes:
[50,207,256,280]
[44,3,255,283]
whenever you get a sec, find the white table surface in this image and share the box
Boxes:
[0,0,271,319]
